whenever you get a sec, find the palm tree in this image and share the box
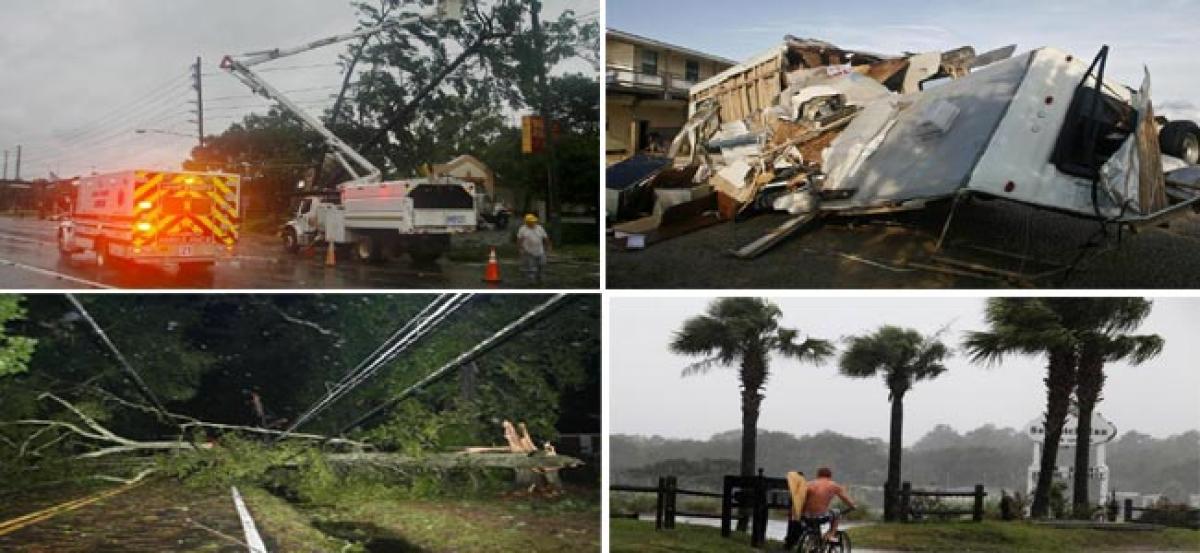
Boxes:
[1070,299,1162,516]
[670,297,833,530]
[839,325,950,521]
[963,298,1080,519]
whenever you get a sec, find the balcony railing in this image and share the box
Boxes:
[606,66,696,95]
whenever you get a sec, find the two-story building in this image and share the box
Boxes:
[606,29,735,165]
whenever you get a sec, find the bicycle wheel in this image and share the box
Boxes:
[833,531,851,553]
[797,532,821,553]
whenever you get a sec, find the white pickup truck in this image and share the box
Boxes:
[283,177,476,263]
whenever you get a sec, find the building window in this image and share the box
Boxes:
[640,50,658,75]
[686,60,699,82]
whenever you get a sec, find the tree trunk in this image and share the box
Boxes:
[1032,348,1076,518]
[1073,345,1105,517]
[884,393,905,521]
[737,355,765,533]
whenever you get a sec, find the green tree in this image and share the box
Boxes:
[964,298,1078,518]
[839,325,949,521]
[962,298,1164,519]
[1070,299,1162,515]
[669,297,832,530]
[0,295,35,378]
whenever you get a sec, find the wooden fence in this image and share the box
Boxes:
[610,476,724,530]
[899,482,987,522]
[1123,499,1200,529]
[610,470,787,547]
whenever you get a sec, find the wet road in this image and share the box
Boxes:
[608,197,1200,289]
[0,216,599,289]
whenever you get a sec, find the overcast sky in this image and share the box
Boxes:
[0,0,596,179]
[609,296,1200,445]
[608,0,1200,130]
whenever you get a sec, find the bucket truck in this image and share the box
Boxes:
[220,0,476,263]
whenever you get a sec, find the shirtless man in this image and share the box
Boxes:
[802,467,857,541]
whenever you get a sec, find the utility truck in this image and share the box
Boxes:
[221,0,475,263]
[57,169,241,273]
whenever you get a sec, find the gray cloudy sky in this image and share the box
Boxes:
[609,296,1200,445]
[0,0,595,179]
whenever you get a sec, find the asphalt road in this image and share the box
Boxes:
[608,197,1200,289]
[0,216,599,290]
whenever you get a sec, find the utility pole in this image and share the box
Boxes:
[2,150,7,180]
[191,57,205,150]
[14,145,20,180]
[530,0,560,244]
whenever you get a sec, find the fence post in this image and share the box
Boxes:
[884,480,896,522]
[721,476,733,537]
[1123,498,1133,523]
[973,484,985,522]
[665,476,677,529]
[900,482,912,523]
[750,469,767,548]
[655,477,665,530]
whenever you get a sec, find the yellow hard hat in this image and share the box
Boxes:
[524,214,538,223]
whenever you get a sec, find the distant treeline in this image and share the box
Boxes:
[612,425,1199,501]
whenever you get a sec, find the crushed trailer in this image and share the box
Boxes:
[610,36,1200,284]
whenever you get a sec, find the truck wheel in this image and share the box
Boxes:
[57,231,72,259]
[94,240,110,269]
[1160,120,1200,165]
[354,234,382,263]
[282,228,300,254]
[409,235,450,264]
[497,214,509,229]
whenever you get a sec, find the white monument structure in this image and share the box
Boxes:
[1026,406,1118,504]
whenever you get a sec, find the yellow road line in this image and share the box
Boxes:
[0,481,145,536]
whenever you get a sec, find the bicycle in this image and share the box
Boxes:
[794,506,854,553]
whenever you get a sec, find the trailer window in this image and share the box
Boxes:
[1051,87,1136,179]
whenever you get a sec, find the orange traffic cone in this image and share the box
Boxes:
[324,241,336,267]
[482,247,502,284]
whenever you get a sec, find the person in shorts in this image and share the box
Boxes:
[516,213,551,284]
[802,467,857,541]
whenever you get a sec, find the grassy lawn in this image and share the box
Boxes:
[610,519,781,552]
[246,487,600,552]
[849,520,1200,552]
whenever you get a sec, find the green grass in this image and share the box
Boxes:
[307,493,600,552]
[849,520,1200,552]
[243,484,600,552]
[611,519,1200,552]
[610,519,781,552]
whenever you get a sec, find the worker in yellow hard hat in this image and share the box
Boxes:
[516,213,551,285]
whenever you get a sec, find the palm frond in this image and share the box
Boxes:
[680,356,724,377]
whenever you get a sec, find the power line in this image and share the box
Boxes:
[338,294,570,435]
[53,73,190,139]
[65,294,170,422]
[278,294,473,438]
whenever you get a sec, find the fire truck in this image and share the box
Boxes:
[57,170,241,273]
[221,0,475,263]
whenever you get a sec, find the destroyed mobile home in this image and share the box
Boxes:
[608,36,1200,270]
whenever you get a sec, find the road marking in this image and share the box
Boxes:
[0,257,111,288]
[0,231,54,246]
[230,486,268,553]
[0,258,112,289]
[0,481,144,536]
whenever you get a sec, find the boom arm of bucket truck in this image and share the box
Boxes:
[218,0,463,187]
